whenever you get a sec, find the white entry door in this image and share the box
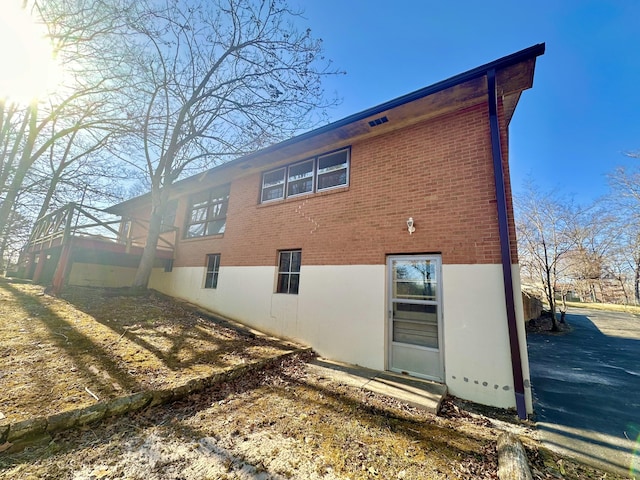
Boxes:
[388,255,444,382]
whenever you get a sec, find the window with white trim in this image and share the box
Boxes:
[277,250,301,294]
[185,184,230,238]
[204,254,220,288]
[260,148,349,203]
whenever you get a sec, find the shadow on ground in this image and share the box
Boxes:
[0,280,294,424]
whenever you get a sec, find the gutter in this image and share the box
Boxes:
[487,68,527,419]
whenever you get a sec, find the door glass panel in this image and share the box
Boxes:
[392,260,437,301]
[392,303,438,348]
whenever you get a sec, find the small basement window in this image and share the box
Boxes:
[204,254,221,288]
[277,250,301,294]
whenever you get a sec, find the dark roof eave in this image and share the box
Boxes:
[202,43,545,170]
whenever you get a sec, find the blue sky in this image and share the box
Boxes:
[296,1,640,204]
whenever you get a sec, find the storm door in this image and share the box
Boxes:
[387,255,444,382]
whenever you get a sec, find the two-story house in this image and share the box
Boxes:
[24,44,545,416]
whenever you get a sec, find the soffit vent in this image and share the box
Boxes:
[368,116,388,127]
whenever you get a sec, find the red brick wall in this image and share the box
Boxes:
[169,101,519,268]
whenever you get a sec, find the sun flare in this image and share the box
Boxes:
[0,3,61,104]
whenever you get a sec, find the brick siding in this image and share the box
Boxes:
[167,100,518,269]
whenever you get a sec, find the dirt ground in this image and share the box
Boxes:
[0,280,633,479]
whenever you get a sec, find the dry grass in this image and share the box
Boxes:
[0,280,293,424]
[564,301,640,315]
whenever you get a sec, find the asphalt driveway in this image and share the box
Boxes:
[527,307,640,478]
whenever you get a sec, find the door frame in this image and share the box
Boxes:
[386,254,445,382]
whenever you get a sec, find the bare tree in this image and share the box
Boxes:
[515,184,578,330]
[0,0,137,264]
[608,163,640,303]
[117,0,341,289]
[566,205,623,303]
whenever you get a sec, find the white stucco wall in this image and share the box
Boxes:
[68,263,136,288]
[149,265,387,369]
[442,264,532,412]
[149,262,531,412]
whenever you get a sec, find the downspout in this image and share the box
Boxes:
[487,68,527,419]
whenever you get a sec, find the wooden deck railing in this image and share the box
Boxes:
[27,203,177,253]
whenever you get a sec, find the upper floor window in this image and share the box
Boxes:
[260,148,349,203]
[185,184,230,238]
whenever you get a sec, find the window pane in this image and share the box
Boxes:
[317,150,348,172]
[394,281,437,301]
[392,260,437,300]
[209,202,225,219]
[205,254,220,289]
[393,303,438,348]
[287,178,313,196]
[291,250,301,272]
[277,273,289,293]
[262,185,284,202]
[190,206,208,223]
[263,169,286,188]
[187,223,206,238]
[206,219,226,236]
[288,160,313,180]
[191,191,210,208]
[394,260,436,281]
[279,251,291,273]
[317,170,347,190]
[289,273,300,294]
[287,160,314,197]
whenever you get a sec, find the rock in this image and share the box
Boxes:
[0,423,9,443]
[47,409,81,433]
[76,403,108,426]
[7,417,47,443]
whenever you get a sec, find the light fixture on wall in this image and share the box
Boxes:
[406,217,415,235]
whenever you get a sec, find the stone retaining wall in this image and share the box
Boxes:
[0,348,310,453]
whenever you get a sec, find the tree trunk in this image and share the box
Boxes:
[35,162,65,221]
[635,255,640,305]
[544,267,558,331]
[131,184,169,289]
[0,102,37,237]
[558,291,567,324]
[618,276,629,305]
